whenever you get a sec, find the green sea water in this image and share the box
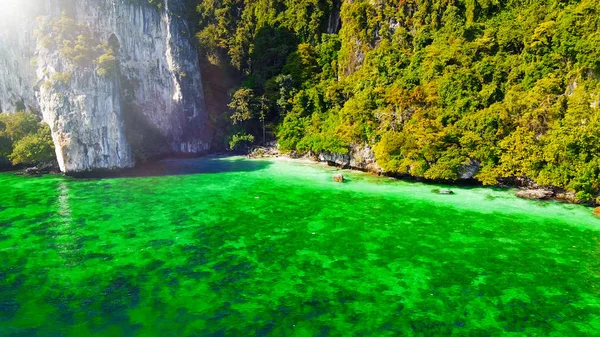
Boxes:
[1,156,599,336]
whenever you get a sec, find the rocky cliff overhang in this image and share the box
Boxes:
[0,0,210,173]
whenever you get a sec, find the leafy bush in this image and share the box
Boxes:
[9,124,55,165]
[0,112,56,166]
[96,46,118,76]
[229,133,255,151]
[0,112,40,143]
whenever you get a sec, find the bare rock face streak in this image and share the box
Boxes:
[0,0,209,173]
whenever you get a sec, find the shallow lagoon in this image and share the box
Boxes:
[1,157,599,336]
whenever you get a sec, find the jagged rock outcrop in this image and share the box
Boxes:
[0,0,209,173]
[515,189,554,200]
[459,160,480,180]
[318,144,383,173]
[326,0,342,34]
[566,69,600,109]
[38,68,132,172]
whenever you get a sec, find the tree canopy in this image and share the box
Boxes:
[0,112,55,166]
[195,0,600,202]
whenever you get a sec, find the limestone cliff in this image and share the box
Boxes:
[0,0,209,172]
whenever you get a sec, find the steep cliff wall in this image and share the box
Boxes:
[0,1,44,113]
[0,0,209,172]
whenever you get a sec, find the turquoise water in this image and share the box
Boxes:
[0,156,599,336]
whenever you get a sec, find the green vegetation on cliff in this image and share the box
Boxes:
[35,13,118,78]
[195,0,600,202]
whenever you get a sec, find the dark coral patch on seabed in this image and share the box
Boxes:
[0,157,599,336]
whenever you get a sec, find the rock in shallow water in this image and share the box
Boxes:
[24,166,49,176]
[555,191,578,203]
[333,173,345,183]
[515,189,554,200]
[594,207,600,217]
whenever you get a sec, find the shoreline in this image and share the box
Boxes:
[5,146,598,210]
[246,146,597,208]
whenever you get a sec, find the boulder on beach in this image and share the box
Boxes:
[515,189,554,200]
[555,191,578,203]
[333,173,345,183]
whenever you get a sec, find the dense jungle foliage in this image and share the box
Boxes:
[0,112,55,167]
[194,0,600,202]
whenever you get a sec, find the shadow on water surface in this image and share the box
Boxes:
[69,156,273,179]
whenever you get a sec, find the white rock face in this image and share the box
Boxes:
[0,0,209,172]
[37,63,132,172]
[318,144,382,173]
[0,1,46,113]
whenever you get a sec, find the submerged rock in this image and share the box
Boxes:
[439,189,454,195]
[515,189,554,200]
[333,173,345,183]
